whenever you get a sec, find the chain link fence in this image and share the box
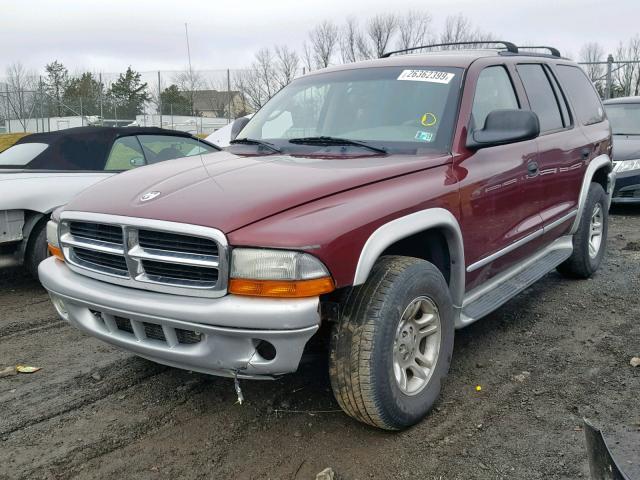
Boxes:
[1,58,639,136]
[0,69,261,135]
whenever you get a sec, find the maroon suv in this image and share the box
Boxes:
[40,42,615,430]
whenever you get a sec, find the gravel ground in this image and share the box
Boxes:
[1,208,639,480]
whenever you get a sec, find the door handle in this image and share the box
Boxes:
[581,147,591,159]
[527,161,539,175]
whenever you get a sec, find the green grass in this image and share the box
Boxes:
[0,133,31,152]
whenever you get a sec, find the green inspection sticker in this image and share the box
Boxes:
[415,130,434,142]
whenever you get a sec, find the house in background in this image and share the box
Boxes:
[184,90,249,119]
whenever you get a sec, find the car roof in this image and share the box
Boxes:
[305,49,571,76]
[603,96,640,105]
[16,126,195,144]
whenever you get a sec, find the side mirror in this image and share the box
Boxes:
[129,157,145,167]
[230,117,251,141]
[467,109,540,150]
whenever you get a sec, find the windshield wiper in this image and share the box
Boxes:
[288,136,387,154]
[229,138,282,153]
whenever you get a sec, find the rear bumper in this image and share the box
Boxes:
[38,258,320,379]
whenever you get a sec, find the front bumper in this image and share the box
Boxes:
[38,258,320,379]
[611,169,640,203]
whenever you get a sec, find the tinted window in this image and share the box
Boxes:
[545,65,572,127]
[105,136,146,171]
[556,65,605,125]
[0,143,49,166]
[517,64,564,132]
[136,135,217,164]
[472,66,519,129]
[604,103,640,135]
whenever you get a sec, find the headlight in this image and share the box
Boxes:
[613,159,640,173]
[46,218,64,261]
[228,248,334,298]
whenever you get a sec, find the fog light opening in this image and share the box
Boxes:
[254,340,277,361]
[50,295,69,321]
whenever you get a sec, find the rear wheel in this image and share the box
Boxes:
[25,220,49,280]
[557,182,608,279]
[329,256,454,430]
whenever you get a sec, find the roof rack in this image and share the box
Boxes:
[515,45,561,58]
[380,41,519,58]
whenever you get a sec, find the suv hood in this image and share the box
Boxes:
[65,150,450,233]
[612,136,640,161]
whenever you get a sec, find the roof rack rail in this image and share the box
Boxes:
[515,45,561,58]
[380,41,519,58]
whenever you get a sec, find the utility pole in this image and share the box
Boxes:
[158,71,163,128]
[605,54,614,100]
[227,68,231,124]
[99,73,104,125]
[185,23,193,75]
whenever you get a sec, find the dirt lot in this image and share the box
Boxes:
[1,208,639,480]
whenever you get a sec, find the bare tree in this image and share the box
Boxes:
[396,11,433,51]
[439,13,492,49]
[174,67,205,115]
[579,42,605,95]
[5,62,37,132]
[301,41,315,73]
[274,45,300,88]
[340,17,372,63]
[613,36,640,97]
[309,20,340,68]
[367,13,397,58]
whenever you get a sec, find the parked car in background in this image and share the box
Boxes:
[40,42,614,430]
[0,126,218,277]
[205,114,253,147]
[603,97,640,203]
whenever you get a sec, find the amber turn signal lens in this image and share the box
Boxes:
[229,277,335,298]
[48,244,64,261]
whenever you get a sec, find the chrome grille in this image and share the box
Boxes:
[59,212,228,298]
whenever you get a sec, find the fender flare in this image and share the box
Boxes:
[352,208,466,308]
[570,154,614,234]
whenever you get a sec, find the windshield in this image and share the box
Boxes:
[0,143,49,167]
[238,66,463,153]
[605,103,640,135]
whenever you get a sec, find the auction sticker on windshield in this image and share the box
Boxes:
[397,70,455,84]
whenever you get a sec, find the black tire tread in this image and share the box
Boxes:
[329,256,428,430]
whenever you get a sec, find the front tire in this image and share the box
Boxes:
[557,182,608,279]
[329,256,454,430]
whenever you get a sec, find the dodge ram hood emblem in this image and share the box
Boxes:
[140,191,161,202]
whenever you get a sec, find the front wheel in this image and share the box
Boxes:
[329,256,454,430]
[25,220,49,280]
[557,182,608,279]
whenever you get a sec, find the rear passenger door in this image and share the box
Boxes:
[516,63,587,230]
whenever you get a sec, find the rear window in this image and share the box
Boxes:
[0,143,49,167]
[556,65,605,126]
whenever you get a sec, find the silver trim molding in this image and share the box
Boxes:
[59,211,229,298]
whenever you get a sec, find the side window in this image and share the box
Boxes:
[555,65,605,125]
[544,65,572,127]
[104,136,146,171]
[472,66,519,129]
[517,64,564,133]
[136,135,217,164]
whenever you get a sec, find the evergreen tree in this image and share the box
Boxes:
[108,67,150,119]
[159,84,192,115]
[44,61,68,116]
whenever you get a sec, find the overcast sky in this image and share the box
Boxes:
[1,0,638,75]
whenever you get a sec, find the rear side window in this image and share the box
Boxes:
[517,64,564,133]
[472,66,519,129]
[556,65,605,125]
[0,143,49,167]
